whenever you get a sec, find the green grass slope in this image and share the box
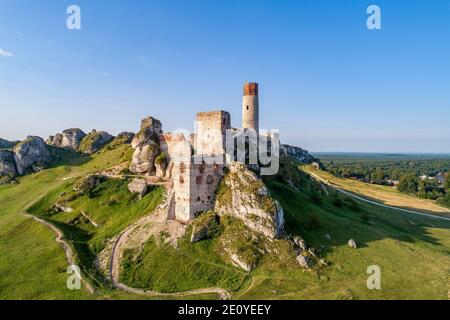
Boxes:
[243,157,450,299]
[117,157,450,299]
[0,144,146,299]
[1,149,449,300]
[27,177,164,286]
[120,234,249,293]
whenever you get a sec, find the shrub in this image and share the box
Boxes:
[360,213,370,223]
[0,175,13,185]
[344,197,360,211]
[155,152,167,166]
[332,194,344,208]
[398,173,418,194]
[310,190,323,205]
[305,214,322,230]
[120,168,132,176]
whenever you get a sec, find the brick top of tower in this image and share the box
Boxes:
[243,82,258,96]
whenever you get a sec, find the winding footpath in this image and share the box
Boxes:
[23,189,231,299]
[108,206,231,300]
[306,171,450,222]
[22,213,96,294]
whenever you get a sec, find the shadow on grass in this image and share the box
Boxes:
[48,218,112,289]
[265,177,450,256]
[48,146,92,169]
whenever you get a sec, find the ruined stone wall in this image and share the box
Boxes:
[171,160,192,222]
[159,111,233,223]
[188,160,224,219]
[159,133,191,162]
[196,111,231,156]
[169,158,225,223]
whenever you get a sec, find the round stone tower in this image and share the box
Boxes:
[242,82,259,132]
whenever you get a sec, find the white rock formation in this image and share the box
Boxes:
[348,239,358,249]
[47,128,87,150]
[13,136,51,175]
[79,130,114,154]
[214,162,284,240]
[297,255,312,268]
[281,144,320,165]
[129,117,162,175]
[0,150,18,177]
[128,178,148,199]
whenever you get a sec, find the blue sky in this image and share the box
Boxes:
[1,0,449,152]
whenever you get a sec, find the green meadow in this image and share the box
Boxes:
[0,148,449,300]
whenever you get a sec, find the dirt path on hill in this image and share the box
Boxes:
[22,213,96,294]
[108,195,231,300]
[306,171,450,222]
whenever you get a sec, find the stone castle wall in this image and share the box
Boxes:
[196,111,231,156]
[169,158,224,222]
[149,83,261,223]
[160,111,230,223]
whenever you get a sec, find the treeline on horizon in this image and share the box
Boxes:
[320,156,450,208]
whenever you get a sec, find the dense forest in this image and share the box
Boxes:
[315,153,450,208]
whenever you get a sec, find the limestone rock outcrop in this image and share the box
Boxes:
[128,178,148,199]
[47,128,87,150]
[0,138,18,149]
[190,211,219,243]
[114,132,135,144]
[0,150,18,177]
[297,255,312,268]
[154,152,168,178]
[215,162,284,240]
[79,130,114,154]
[229,252,253,272]
[293,236,307,251]
[73,174,104,195]
[281,144,321,165]
[129,117,162,175]
[13,136,51,175]
[348,239,358,249]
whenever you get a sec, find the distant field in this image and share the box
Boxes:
[303,166,450,218]
[313,152,450,162]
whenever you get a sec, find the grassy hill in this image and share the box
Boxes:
[0,147,449,300]
[0,144,167,299]
[257,159,450,299]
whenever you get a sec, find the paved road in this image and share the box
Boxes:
[306,171,450,222]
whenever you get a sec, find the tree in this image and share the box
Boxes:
[445,173,450,190]
[398,173,418,195]
[437,193,450,209]
[373,168,385,184]
[391,169,402,180]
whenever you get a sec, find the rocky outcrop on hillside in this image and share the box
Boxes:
[0,138,18,149]
[13,136,51,175]
[73,174,104,195]
[128,178,148,199]
[114,132,135,144]
[79,130,114,154]
[281,144,321,165]
[47,128,87,150]
[190,211,219,243]
[215,162,284,240]
[129,117,162,175]
[0,150,18,177]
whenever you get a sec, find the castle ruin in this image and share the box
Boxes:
[132,82,263,223]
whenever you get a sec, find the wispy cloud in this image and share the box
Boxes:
[0,48,14,57]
